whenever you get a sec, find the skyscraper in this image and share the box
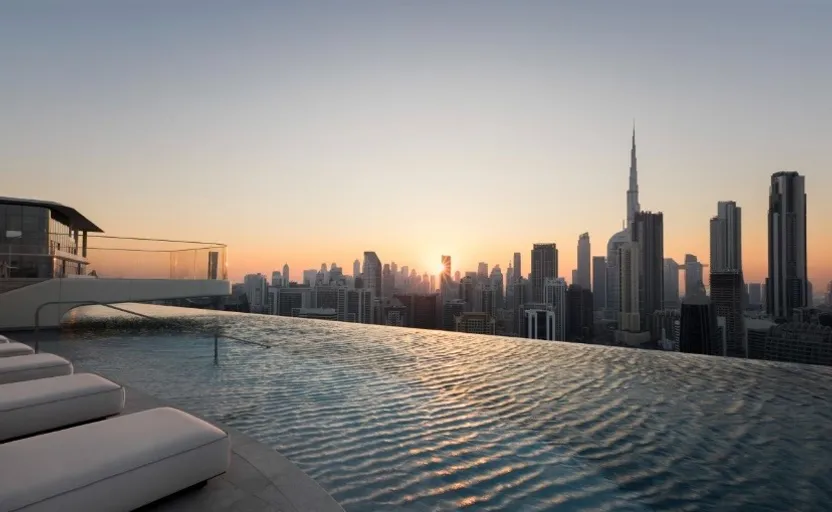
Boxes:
[531,243,558,303]
[627,124,641,228]
[766,171,808,321]
[679,293,719,355]
[632,211,664,332]
[710,201,742,273]
[710,271,746,357]
[363,251,382,299]
[576,233,591,289]
[352,259,360,279]
[513,252,522,284]
[709,200,745,357]
[592,256,606,311]
[440,255,452,298]
[543,277,568,341]
[382,263,394,298]
[477,262,488,279]
[282,263,290,286]
[663,258,680,309]
[606,125,641,319]
[617,241,641,333]
[683,254,703,300]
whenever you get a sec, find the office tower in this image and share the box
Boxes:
[382,264,394,298]
[454,270,461,282]
[490,266,504,308]
[440,255,452,297]
[606,126,642,319]
[513,253,522,284]
[531,243,558,303]
[663,258,680,309]
[748,283,763,307]
[429,274,436,293]
[391,261,397,274]
[592,256,606,311]
[617,241,641,333]
[767,171,808,320]
[710,201,743,273]
[455,312,496,335]
[523,305,555,340]
[442,300,466,330]
[632,211,664,331]
[710,271,746,357]
[479,284,498,317]
[679,293,719,355]
[271,271,282,287]
[243,273,268,313]
[576,233,591,289]
[282,263,290,286]
[571,269,577,285]
[567,284,593,341]
[627,124,641,227]
[826,281,832,306]
[543,277,568,340]
[477,262,488,278]
[363,251,382,301]
[302,269,318,286]
[458,276,475,312]
[683,254,703,300]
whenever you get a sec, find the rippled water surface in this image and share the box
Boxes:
[19,305,832,511]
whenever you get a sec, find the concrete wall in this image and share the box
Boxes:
[0,278,231,330]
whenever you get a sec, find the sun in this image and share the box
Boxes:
[436,262,447,276]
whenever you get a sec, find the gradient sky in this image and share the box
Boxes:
[2,1,831,288]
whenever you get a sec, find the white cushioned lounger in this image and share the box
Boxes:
[0,373,126,442]
[0,342,35,358]
[0,354,73,385]
[0,406,231,511]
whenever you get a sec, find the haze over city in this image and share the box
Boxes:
[2,1,830,285]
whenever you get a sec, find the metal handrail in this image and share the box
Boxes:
[33,300,270,364]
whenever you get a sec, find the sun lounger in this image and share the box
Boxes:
[0,353,73,385]
[0,373,125,442]
[0,407,231,511]
[0,342,35,358]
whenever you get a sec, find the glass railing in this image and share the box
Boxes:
[85,236,228,280]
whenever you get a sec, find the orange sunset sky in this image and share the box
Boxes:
[2,3,830,291]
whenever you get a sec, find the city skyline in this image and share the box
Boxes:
[2,2,830,285]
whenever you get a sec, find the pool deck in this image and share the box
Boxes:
[124,386,345,512]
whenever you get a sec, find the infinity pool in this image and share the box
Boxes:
[23,304,832,511]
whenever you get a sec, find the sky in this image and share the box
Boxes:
[2,1,831,289]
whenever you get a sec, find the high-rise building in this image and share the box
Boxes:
[617,241,641,333]
[477,262,488,278]
[243,273,268,313]
[710,201,742,273]
[382,264,394,298]
[663,258,680,309]
[271,271,282,287]
[352,259,360,278]
[458,276,475,312]
[282,263,290,286]
[571,269,577,285]
[490,266,504,308]
[766,171,808,321]
[679,293,719,355]
[513,252,522,284]
[592,256,606,311]
[363,251,382,301]
[567,284,593,341]
[632,211,664,331]
[606,125,641,320]
[454,312,496,335]
[576,233,591,289]
[531,243,558,303]
[543,277,568,340]
[826,281,832,306]
[440,255,452,298]
[748,282,763,307]
[684,254,703,299]
[710,271,746,357]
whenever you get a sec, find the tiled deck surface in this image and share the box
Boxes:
[124,386,344,512]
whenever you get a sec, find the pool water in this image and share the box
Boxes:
[22,304,832,511]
